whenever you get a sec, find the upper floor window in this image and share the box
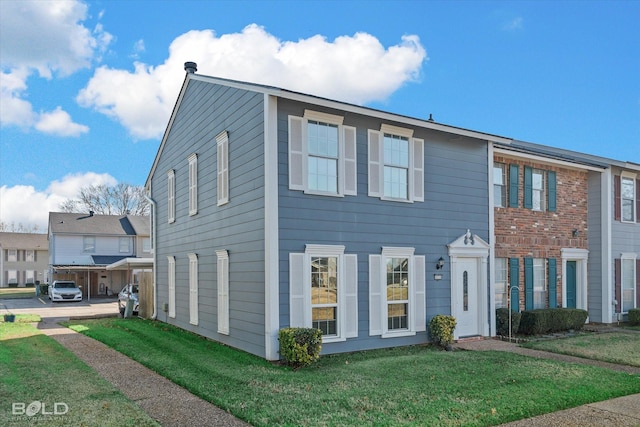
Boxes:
[368,124,424,203]
[288,110,356,197]
[621,176,636,222]
[119,237,130,253]
[531,169,545,211]
[25,250,35,262]
[142,238,151,253]
[493,163,506,207]
[83,236,95,253]
[167,170,175,223]
[188,154,198,216]
[7,249,17,262]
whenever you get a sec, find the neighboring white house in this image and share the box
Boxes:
[48,212,151,299]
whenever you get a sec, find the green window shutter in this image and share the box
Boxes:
[524,166,533,209]
[509,258,520,312]
[547,171,557,212]
[509,164,519,207]
[548,258,557,308]
[524,258,534,310]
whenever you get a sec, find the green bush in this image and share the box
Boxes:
[278,327,322,369]
[519,308,588,335]
[496,308,521,336]
[429,315,456,349]
[629,308,640,326]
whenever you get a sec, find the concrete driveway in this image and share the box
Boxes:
[1,295,119,320]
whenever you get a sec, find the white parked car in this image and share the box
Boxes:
[49,280,82,302]
[118,284,139,316]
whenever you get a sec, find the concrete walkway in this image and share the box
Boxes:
[454,337,640,426]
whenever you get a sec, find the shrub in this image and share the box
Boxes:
[278,327,322,369]
[429,315,456,349]
[629,308,640,326]
[496,308,521,336]
[519,308,588,335]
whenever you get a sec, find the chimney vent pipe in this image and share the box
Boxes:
[184,62,197,74]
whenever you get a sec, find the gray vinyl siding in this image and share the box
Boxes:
[587,171,603,322]
[612,167,640,255]
[277,99,490,354]
[151,79,268,358]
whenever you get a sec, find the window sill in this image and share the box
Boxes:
[322,336,346,344]
[303,189,344,198]
[381,330,416,339]
[379,196,413,204]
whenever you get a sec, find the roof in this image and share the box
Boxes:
[0,232,48,249]
[106,257,154,270]
[146,71,515,186]
[48,212,150,236]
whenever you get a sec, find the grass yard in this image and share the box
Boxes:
[523,331,640,367]
[0,322,159,426]
[0,287,36,299]
[66,318,640,427]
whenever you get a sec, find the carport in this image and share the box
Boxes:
[106,258,154,318]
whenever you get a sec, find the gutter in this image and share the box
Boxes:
[143,191,158,320]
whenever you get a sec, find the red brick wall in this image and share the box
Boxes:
[494,155,588,309]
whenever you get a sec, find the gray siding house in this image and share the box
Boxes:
[146,64,511,360]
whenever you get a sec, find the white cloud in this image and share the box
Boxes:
[0,0,111,133]
[503,17,524,32]
[0,172,118,231]
[35,106,89,137]
[77,24,427,140]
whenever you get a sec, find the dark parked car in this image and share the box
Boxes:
[118,284,139,316]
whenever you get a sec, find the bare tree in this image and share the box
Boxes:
[0,221,42,233]
[59,183,150,216]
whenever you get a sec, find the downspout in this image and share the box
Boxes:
[144,191,158,320]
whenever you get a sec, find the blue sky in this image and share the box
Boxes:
[1,0,638,230]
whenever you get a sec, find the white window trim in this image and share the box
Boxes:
[532,169,546,212]
[289,244,358,343]
[368,124,424,203]
[188,154,198,216]
[369,247,426,338]
[620,171,637,223]
[167,170,175,223]
[216,250,230,335]
[288,111,357,197]
[188,253,199,325]
[216,131,229,206]
[167,256,176,318]
[621,252,637,313]
[493,163,506,208]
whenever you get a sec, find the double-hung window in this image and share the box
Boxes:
[188,154,198,216]
[495,258,508,309]
[119,237,130,253]
[369,247,426,338]
[622,256,636,312]
[493,163,506,207]
[531,169,545,211]
[25,250,35,262]
[621,176,636,222]
[368,124,424,202]
[532,258,547,309]
[289,245,358,342]
[83,236,95,253]
[288,110,357,197]
[7,249,17,262]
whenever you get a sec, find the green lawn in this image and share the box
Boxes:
[523,331,640,367]
[66,318,640,427]
[0,287,36,299]
[0,322,159,426]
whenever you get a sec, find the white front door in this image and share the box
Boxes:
[455,258,480,337]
